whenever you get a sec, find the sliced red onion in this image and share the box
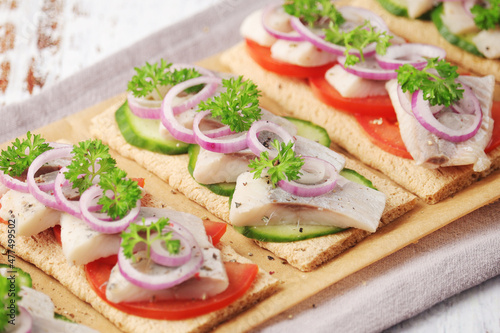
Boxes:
[247,120,295,157]
[54,167,81,218]
[15,306,33,333]
[79,185,140,234]
[338,56,397,80]
[376,43,446,70]
[0,171,30,193]
[192,110,248,153]
[397,84,444,115]
[150,230,192,267]
[26,147,73,210]
[161,76,223,144]
[118,217,203,290]
[262,4,305,42]
[339,6,389,33]
[463,0,477,18]
[127,64,218,120]
[411,84,482,142]
[278,156,338,197]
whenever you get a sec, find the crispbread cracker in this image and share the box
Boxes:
[219,42,500,204]
[0,194,279,333]
[90,105,417,271]
[346,0,500,82]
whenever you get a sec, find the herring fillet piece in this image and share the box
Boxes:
[387,75,495,172]
[229,172,386,233]
[60,213,121,266]
[106,247,228,303]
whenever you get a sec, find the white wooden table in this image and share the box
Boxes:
[1,1,499,332]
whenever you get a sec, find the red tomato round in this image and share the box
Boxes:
[202,220,227,246]
[245,39,335,78]
[309,75,397,119]
[85,258,258,320]
[355,115,412,159]
[485,101,500,153]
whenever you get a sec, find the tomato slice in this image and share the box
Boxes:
[355,115,412,159]
[245,39,335,78]
[202,220,227,246]
[485,101,500,153]
[309,75,397,119]
[356,101,500,158]
[85,258,257,320]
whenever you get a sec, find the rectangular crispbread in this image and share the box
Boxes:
[0,193,279,333]
[90,105,417,271]
[219,42,500,204]
[346,0,500,83]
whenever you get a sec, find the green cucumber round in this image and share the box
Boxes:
[234,168,377,243]
[0,264,32,288]
[431,4,484,57]
[377,0,409,17]
[234,224,344,243]
[187,144,236,197]
[115,102,190,155]
[285,116,331,147]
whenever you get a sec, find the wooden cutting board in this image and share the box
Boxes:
[1,53,500,332]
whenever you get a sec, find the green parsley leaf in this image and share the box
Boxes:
[65,139,116,194]
[471,0,500,30]
[197,76,262,132]
[283,0,345,27]
[0,131,52,177]
[1,274,22,331]
[249,140,304,186]
[396,58,464,107]
[324,21,392,66]
[97,168,143,220]
[121,217,180,261]
[127,59,202,98]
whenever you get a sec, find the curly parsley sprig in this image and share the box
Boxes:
[324,21,392,66]
[127,59,202,98]
[1,274,22,331]
[471,0,500,30]
[0,131,52,177]
[197,76,262,132]
[121,217,180,262]
[283,0,345,27]
[396,58,464,107]
[249,140,304,187]
[65,139,142,220]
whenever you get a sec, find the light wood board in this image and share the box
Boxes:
[1,53,500,332]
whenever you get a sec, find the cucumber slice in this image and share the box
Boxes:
[285,116,331,147]
[0,264,32,288]
[234,225,344,242]
[377,0,409,17]
[234,169,377,242]
[431,4,484,57]
[339,168,377,190]
[187,144,236,197]
[115,102,190,155]
[376,0,432,19]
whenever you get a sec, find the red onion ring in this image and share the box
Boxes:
[150,230,192,267]
[118,217,203,290]
[247,120,296,157]
[53,167,81,218]
[127,64,218,119]
[278,156,338,197]
[0,171,30,193]
[26,147,73,210]
[192,110,248,153]
[411,83,482,142]
[16,306,33,333]
[79,185,140,234]
[397,84,444,115]
[161,76,223,143]
[463,0,477,18]
[337,56,397,80]
[262,4,305,42]
[376,43,446,70]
